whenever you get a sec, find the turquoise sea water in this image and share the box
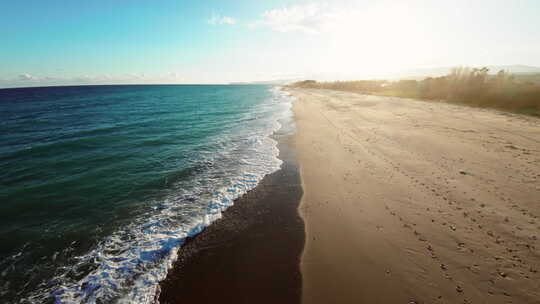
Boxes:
[0,85,293,303]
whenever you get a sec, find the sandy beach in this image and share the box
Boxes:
[291,88,540,304]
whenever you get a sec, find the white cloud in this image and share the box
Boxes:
[18,73,35,80]
[0,72,188,88]
[251,2,418,37]
[207,14,236,25]
[252,3,330,34]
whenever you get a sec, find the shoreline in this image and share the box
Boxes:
[158,126,304,303]
[158,86,539,304]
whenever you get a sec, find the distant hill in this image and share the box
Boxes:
[480,65,540,74]
[229,79,300,85]
[231,66,540,85]
[395,65,540,79]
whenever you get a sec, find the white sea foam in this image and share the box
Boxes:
[23,86,294,304]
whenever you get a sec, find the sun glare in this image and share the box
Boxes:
[322,4,433,77]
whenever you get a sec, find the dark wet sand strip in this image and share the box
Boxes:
[158,136,304,304]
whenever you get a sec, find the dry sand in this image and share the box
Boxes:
[290,88,540,304]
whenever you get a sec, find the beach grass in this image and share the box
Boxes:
[289,67,540,117]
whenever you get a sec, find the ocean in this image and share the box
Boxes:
[0,85,293,303]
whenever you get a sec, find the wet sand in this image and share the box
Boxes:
[158,134,304,304]
[291,88,540,304]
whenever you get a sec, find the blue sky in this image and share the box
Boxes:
[1,0,539,87]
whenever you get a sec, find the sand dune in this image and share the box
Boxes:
[290,88,540,304]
